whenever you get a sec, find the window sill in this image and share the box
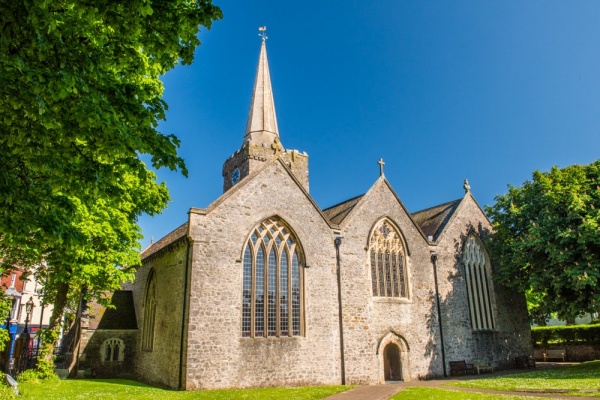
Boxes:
[372,297,411,304]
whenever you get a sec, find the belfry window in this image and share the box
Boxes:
[369,219,408,298]
[463,235,495,331]
[242,217,304,338]
[142,269,156,351]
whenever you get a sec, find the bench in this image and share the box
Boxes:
[514,355,536,368]
[449,360,475,376]
[543,349,566,362]
[473,360,493,374]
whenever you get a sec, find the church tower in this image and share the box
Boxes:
[222,29,309,193]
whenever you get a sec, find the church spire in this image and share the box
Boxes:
[243,27,279,146]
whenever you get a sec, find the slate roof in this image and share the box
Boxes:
[322,194,364,225]
[141,222,188,260]
[88,290,137,330]
[411,198,462,241]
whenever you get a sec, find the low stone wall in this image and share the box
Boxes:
[534,345,600,362]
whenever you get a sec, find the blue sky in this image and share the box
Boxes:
[139,0,600,248]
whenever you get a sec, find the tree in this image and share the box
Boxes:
[0,0,222,370]
[486,160,600,322]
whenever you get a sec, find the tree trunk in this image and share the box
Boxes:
[67,288,86,377]
[38,281,69,371]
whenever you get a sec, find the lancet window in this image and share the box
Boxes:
[463,235,495,331]
[242,217,304,338]
[369,219,408,298]
[142,269,157,351]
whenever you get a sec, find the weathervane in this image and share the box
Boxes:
[258,26,268,42]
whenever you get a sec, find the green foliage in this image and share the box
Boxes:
[0,383,17,400]
[18,379,350,400]
[486,161,600,321]
[0,291,12,351]
[0,0,221,362]
[531,323,600,347]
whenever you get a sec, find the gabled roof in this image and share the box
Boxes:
[191,157,338,230]
[411,199,462,241]
[87,290,137,330]
[322,194,364,225]
[141,222,188,261]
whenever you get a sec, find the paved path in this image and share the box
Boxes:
[325,384,403,400]
[325,363,591,400]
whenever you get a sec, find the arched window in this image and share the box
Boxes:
[369,219,408,298]
[101,338,125,362]
[463,235,495,331]
[142,269,156,351]
[242,217,304,338]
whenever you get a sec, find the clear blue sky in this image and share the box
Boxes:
[139,0,600,248]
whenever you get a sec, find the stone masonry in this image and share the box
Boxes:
[128,38,531,390]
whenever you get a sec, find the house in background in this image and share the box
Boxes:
[1,264,53,370]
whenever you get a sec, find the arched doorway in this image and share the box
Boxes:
[383,343,402,381]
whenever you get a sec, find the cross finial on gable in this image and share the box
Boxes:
[378,158,385,177]
[463,179,471,193]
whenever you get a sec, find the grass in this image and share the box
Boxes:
[390,387,549,400]
[13,361,600,399]
[448,360,600,396]
[17,379,351,400]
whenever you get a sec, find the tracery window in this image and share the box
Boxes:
[242,217,304,338]
[463,235,495,331]
[142,269,156,351]
[369,219,408,298]
[101,338,125,362]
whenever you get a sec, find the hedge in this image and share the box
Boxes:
[531,323,600,346]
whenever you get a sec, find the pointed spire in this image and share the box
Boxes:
[244,28,279,146]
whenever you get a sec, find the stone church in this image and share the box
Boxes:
[80,38,531,389]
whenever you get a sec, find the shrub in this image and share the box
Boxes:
[17,366,59,384]
[0,383,18,400]
[531,323,600,346]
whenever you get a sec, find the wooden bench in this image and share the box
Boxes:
[514,355,536,368]
[543,349,566,362]
[449,360,475,376]
[473,360,493,374]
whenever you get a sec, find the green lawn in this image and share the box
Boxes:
[390,387,548,400]
[17,379,350,400]
[448,360,600,395]
[13,361,600,399]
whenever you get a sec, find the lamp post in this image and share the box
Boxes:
[24,297,34,334]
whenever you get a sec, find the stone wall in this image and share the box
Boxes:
[534,345,600,362]
[133,241,188,389]
[186,160,340,389]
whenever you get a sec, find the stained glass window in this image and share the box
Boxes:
[369,219,409,298]
[242,217,304,338]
